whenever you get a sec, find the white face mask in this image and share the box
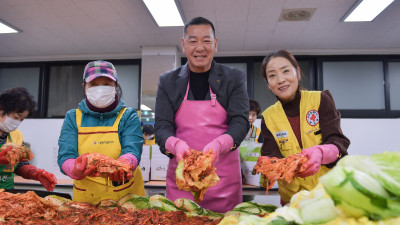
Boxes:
[86,86,116,108]
[0,116,22,133]
[144,134,155,140]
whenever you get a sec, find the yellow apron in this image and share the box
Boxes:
[262,91,330,204]
[73,108,145,204]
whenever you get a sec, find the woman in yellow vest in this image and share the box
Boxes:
[0,87,57,191]
[259,50,350,205]
[57,61,145,204]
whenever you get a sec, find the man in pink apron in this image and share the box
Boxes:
[155,17,250,213]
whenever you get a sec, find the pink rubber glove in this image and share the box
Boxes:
[298,144,339,178]
[61,154,96,180]
[203,134,234,164]
[165,136,191,162]
[62,158,84,180]
[109,154,137,182]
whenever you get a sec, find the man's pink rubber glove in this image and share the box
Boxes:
[61,154,96,180]
[165,137,191,162]
[203,134,234,164]
[298,144,339,178]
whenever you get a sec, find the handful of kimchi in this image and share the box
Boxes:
[0,143,33,171]
[175,150,220,203]
[85,152,132,184]
[252,154,308,195]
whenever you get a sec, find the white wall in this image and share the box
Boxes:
[18,118,399,180]
[341,118,400,155]
[18,119,69,179]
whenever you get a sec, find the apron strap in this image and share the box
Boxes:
[0,133,14,148]
[210,87,216,106]
[112,108,127,129]
[76,109,83,128]
[184,82,190,101]
[1,133,13,148]
[250,125,257,138]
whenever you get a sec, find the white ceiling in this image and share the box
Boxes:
[1,0,400,62]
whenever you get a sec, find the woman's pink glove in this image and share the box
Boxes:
[62,154,96,180]
[165,137,191,162]
[109,154,137,182]
[298,144,339,178]
[203,134,234,164]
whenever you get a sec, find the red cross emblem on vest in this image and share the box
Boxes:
[306,110,319,126]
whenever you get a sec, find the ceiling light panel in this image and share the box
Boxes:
[143,0,184,27]
[344,0,395,22]
[0,19,19,34]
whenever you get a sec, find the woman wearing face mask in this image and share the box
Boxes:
[57,61,145,204]
[0,87,57,191]
[260,50,350,205]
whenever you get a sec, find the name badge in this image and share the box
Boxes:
[275,131,288,139]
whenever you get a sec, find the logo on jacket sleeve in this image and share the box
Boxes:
[306,110,319,126]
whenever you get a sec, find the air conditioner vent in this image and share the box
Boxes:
[279,8,316,21]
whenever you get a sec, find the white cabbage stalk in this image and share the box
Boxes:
[237,215,269,225]
[149,195,180,211]
[338,152,400,197]
[275,206,303,224]
[289,184,339,224]
[319,165,400,219]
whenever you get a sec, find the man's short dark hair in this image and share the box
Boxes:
[183,17,215,37]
